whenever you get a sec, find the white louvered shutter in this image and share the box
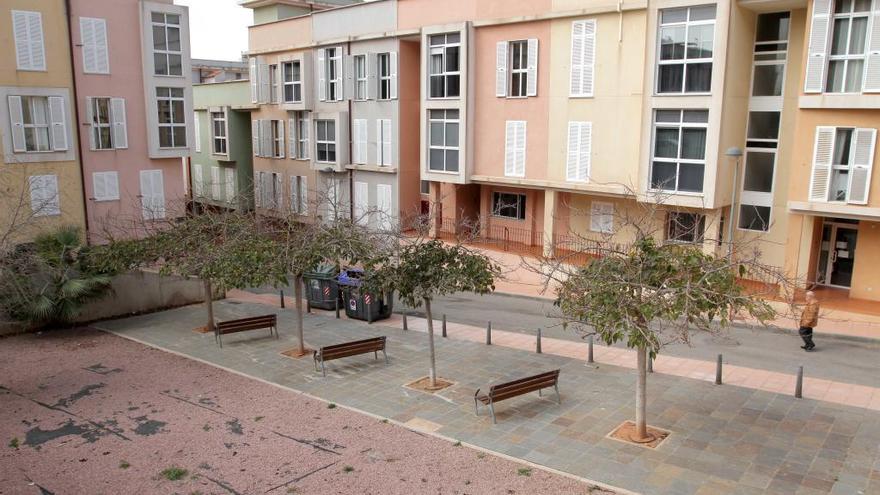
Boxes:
[343,55,354,101]
[354,181,368,225]
[85,97,96,150]
[252,120,260,157]
[8,96,26,152]
[106,172,119,201]
[13,11,46,71]
[211,166,220,200]
[259,63,270,104]
[93,18,109,73]
[367,53,378,100]
[193,111,200,152]
[81,18,108,74]
[570,20,596,97]
[318,50,327,101]
[299,176,308,214]
[193,163,203,197]
[353,119,366,164]
[566,122,591,182]
[389,52,398,99]
[48,96,68,151]
[93,172,106,201]
[377,184,392,231]
[254,172,263,208]
[249,58,258,103]
[591,201,614,233]
[526,38,539,97]
[578,122,591,181]
[848,128,877,204]
[505,121,516,176]
[30,175,60,216]
[275,173,283,209]
[805,0,832,93]
[111,98,127,149]
[301,114,310,159]
[381,119,391,166]
[261,120,272,158]
[288,118,296,158]
[278,120,285,158]
[140,170,164,220]
[809,127,835,201]
[864,1,880,92]
[94,171,120,201]
[225,168,235,204]
[496,41,508,97]
[290,177,299,213]
[504,121,526,177]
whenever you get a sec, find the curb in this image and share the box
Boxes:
[93,325,637,495]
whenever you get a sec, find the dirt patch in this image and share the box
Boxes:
[192,326,211,334]
[281,347,313,359]
[608,421,670,448]
[404,376,455,393]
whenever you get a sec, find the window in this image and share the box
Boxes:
[751,13,790,97]
[826,0,871,93]
[322,47,342,101]
[92,171,119,202]
[12,10,45,71]
[428,109,459,172]
[504,120,526,177]
[657,5,715,94]
[8,95,68,153]
[509,41,528,97]
[377,183,393,231]
[378,53,392,100]
[256,171,282,210]
[352,119,367,164]
[290,175,308,215]
[570,20,596,97]
[151,12,182,76]
[315,119,336,163]
[354,181,368,225]
[296,112,309,159]
[271,119,284,158]
[211,166,221,200]
[29,175,60,216]
[566,121,592,182]
[378,119,392,166]
[212,111,227,154]
[90,98,112,150]
[225,167,235,204]
[666,212,705,243]
[80,17,109,74]
[650,109,708,193]
[192,163,204,197]
[428,33,461,98]
[269,64,278,103]
[492,192,526,220]
[354,55,367,100]
[420,180,431,195]
[21,96,50,152]
[156,87,186,148]
[139,169,165,220]
[590,201,614,233]
[739,109,782,231]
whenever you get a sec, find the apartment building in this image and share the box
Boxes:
[192,79,255,210]
[1,0,86,243]
[192,58,248,84]
[69,0,193,242]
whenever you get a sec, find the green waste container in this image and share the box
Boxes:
[303,264,340,310]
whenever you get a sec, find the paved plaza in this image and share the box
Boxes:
[93,299,880,495]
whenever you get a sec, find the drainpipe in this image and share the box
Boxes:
[65,0,93,243]
[618,0,623,43]
[347,40,354,222]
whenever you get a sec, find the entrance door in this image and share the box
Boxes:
[816,222,858,288]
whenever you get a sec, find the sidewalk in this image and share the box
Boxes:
[227,289,880,413]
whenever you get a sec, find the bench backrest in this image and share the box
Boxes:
[320,337,385,360]
[217,314,276,335]
[488,370,559,402]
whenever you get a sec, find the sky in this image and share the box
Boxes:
[174,0,252,62]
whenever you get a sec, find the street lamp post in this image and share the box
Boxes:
[725,147,743,261]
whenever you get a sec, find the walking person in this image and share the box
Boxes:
[799,291,819,351]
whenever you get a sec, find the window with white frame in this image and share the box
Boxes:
[826,0,871,93]
[290,175,308,215]
[322,47,342,101]
[315,119,336,163]
[378,53,392,100]
[12,10,46,71]
[354,55,367,100]
[650,110,708,193]
[296,111,309,159]
[751,12,790,97]
[80,17,109,74]
[509,41,528,97]
[504,120,526,177]
[8,95,69,153]
[491,192,526,220]
[92,171,119,201]
[428,33,461,98]
[29,175,60,216]
[151,12,182,76]
[156,87,186,148]
[212,111,227,155]
[272,119,284,158]
[657,5,716,94]
[269,64,279,103]
[282,61,302,103]
[428,109,459,172]
[420,180,430,195]
[590,201,614,233]
[90,97,113,150]
[740,112,781,231]
[378,119,392,166]
[810,127,877,204]
[666,212,705,243]
[19,96,50,152]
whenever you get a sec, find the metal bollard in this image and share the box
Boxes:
[280,290,285,308]
[715,354,723,385]
[335,299,340,319]
[587,336,594,364]
[442,314,447,338]
[795,366,803,399]
[486,321,492,345]
[647,354,653,373]
[536,328,542,354]
[402,309,408,330]
[307,300,311,313]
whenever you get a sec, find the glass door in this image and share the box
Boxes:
[816,221,858,288]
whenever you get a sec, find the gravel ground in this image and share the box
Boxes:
[0,328,611,494]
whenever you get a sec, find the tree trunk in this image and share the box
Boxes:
[294,275,305,354]
[634,345,649,441]
[424,297,437,387]
[204,279,215,334]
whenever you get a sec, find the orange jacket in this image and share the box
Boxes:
[800,301,819,328]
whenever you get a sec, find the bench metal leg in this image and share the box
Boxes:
[313,355,320,372]
[473,397,479,416]
[554,384,561,405]
[538,389,542,397]
[382,349,388,364]
[218,332,223,348]
[321,360,327,377]
[374,350,378,360]
[488,401,496,424]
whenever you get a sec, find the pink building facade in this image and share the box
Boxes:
[69,0,193,242]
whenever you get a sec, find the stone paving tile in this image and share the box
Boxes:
[94,300,880,495]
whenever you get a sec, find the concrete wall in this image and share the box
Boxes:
[312,1,397,42]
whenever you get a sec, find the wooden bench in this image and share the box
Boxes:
[313,336,387,376]
[215,314,278,348]
[474,370,561,423]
